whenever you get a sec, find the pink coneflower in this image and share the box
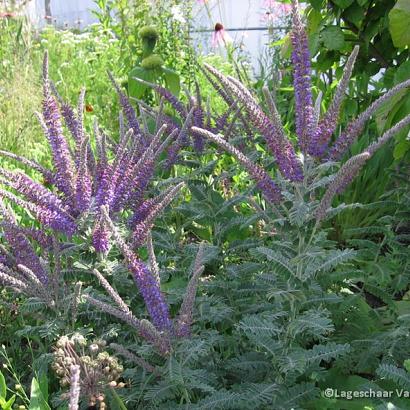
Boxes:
[197,0,208,3]
[211,23,232,48]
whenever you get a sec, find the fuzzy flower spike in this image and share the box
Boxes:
[40,51,75,202]
[101,206,173,332]
[290,0,316,153]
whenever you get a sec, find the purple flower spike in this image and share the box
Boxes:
[2,224,48,284]
[128,198,156,229]
[41,53,75,200]
[130,259,173,332]
[92,214,111,254]
[108,71,143,145]
[308,46,360,157]
[75,139,92,213]
[0,189,76,236]
[315,152,370,223]
[192,106,205,153]
[290,0,315,153]
[329,79,410,160]
[0,169,67,215]
[95,165,115,208]
[100,206,172,332]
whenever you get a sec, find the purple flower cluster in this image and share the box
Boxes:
[0,52,207,351]
[190,0,410,210]
[0,53,181,247]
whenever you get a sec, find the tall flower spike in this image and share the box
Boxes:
[165,108,195,168]
[290,0,315,152]
[313,90,323,127]
[0,189,76,235]
[315,152,370,223]
[75,137,92,213]
[329,78,410,160]
[128,185,175,229]
[111,126,169,212]
[17,264,52,305]
[91,268,131,315]
[309,46,360,157]
[203,63,303,181]
[0,269,28,293]
[101,206,173,332]
[108,71,142,144]
[0,225,48,284]
[262,85,289,149]
[191,127,282,204]
[50,81,81,144]
[176,243,205,337]
[41,52,75,200]
[201,67,255,138]
[0,169,67,215]
[155,98,165,134]
[134,78,187,118]
[92,213,111,254]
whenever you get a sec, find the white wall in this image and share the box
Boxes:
[21,0,290,71]
[23,0,98,29]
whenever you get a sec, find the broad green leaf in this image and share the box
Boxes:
[344,3,365,27]
[163,67,180,97]
[321,26,345,50]
[308,9,323,34]
[28,378,51,410]
[128,66,157,99]
[332,0,354,9]
[0,371,6,399]
[38,373,49,403]
[375,87,408,132]
[309,0,324,11]
[280,34,292,59]
[393,138,410,160]
[309,32,320,56]
[316,51,336,71]
[389,0,410,47]
[394,60,410,84]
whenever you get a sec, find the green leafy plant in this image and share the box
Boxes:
[128,25,180,100]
